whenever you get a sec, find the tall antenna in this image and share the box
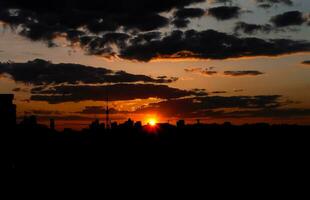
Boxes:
[105,87,110,129]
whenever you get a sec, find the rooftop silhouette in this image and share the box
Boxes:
[2,94,310,170]
[0,94,16,128]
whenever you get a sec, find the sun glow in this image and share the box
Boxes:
[148,118,157,126]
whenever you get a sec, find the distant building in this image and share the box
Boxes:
[50,119,55,130]
[0,94,16,128]
[111,122,118,129]
[177,120,185,128]
[99,123,105,130]
[134,121,142,129]
[123,118,134,128]
[20,115,37,127]
[89,119,100,130]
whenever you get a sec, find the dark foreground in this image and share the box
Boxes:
[3,123,310,170]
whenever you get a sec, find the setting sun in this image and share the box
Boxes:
[148,118,157,126]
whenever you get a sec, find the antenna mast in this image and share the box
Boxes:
[105,88,110,129]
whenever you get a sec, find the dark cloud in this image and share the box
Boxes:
[172,18,191,28]
[256,0,293,9]
[302,60,310,65]
[224,70,264,76]
[234,22,273,34]
[256,0,293,8]
[0,0,309,63]
[185,67,218,76]
[129,32,162,45]
[77,33,131,56]
[206,108,310,119]
[26,110,62,115]
[0,0,206,47]
[120,29,310,62]
[0,59,177,85]
[211,0,233,4]
[131,94,310,120]
[30,84,205,104]
[234,89,244,92]
[78,106,121,115]
[12,88,21,92]
[172,8,205,28]
[257,4,273,9]
[212,91,228,94]
[208,6,241,20]
[25,114,112,122]
[175,8,205,19]
[271,11,307,27]
[0,0,205,33]
[134,95,283,117]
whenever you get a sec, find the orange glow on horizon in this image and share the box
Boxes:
[148,118,157,126]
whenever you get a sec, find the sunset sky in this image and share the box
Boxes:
[0,0,310,129]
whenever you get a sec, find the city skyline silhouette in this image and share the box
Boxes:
[1,0,310,170]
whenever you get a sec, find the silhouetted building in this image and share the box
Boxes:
[123,118,134,128]
[134,121,142,129]
[177,120,185,128]
[106,95,110,129]
[89,119,100,130]
[111,122,118,129]
[99,123,105,130]
[20,115,37,127]
[50,119,55,130]
[0,94,16,128]
[158,123,175,129]
[223,122,232,127]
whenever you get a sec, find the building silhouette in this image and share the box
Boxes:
[177,120,185,128]
[50,119,55,130]
[89,119,100,130]
[20,115,37,127]
[0,94,16,128]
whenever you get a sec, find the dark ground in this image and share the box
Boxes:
[4,123,310,171]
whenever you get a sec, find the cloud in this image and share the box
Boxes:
[234,22,273,34]
[130,94,310,120]
[206,108,310,119]
[175,8,205,19]
[130,32,162,45]
[0,0,205,47]
[26,110,62,115]
[224,70,264,76]
[0,59,177,85]
[234,89,244,92]
[172,18,191,28]
[0,0,205,33]
[12,88,21,92]
[302,60,310,65]
[30,84,206,104]
[120,29,310,62]
[256,0,293,9]
[1,0,309,63]
[207,6,241,20]
[256,0,293,8]
[185,67,218,76]
[78,106,121,115]
[134,95,284,117]
[172,8,205,28]
[271,11,307,27]
[212,91,228,94]
[187,68,273,78]
[24,114,116,122]
[210,0,234,4]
